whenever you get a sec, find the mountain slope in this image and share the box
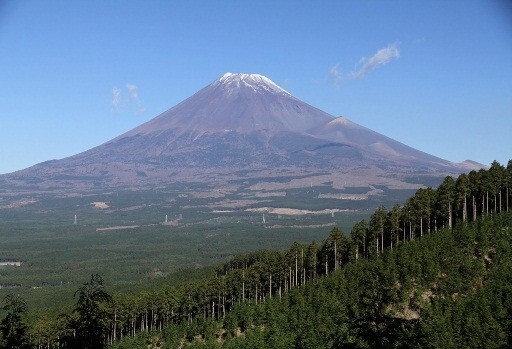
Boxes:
[121,72,333,138]
[1,73,480,192]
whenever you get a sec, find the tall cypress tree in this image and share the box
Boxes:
[0,294,29,349]
[386,204,402,248]
[436,176,455,230]
[456,173,470,223]
[351,219,368,259]
[64,274,112,349]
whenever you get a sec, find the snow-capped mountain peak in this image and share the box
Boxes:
[215,72,290,95]
[3,72,479,193]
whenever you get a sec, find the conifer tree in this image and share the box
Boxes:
[369,206,387,253]
[436,176,455,229]
[386,204,402,248]
[489,161,507,213]
[0,294,29,349]
[64,274,112,349]
[350,220,368,259]
[456,173,470,222]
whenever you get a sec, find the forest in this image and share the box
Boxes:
[1,160,511,348]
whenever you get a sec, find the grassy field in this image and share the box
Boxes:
[0,184,415,310]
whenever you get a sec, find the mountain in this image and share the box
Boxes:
[1,73,480,194]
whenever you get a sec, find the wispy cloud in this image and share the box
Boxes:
[111,84,146,115]
[328,42,400,86]
[328,63,342,87]
[348,42,400,79]
[125,83,146,115]
[111,88,121,113]
[126,83,139,101]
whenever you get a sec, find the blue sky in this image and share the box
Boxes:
[1,1,511,174]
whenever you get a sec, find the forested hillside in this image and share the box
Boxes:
[1,160,511,348]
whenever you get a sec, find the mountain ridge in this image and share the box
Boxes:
[1,72,483,194]
[116,72,333,140]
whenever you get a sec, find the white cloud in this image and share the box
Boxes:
[126,83,139,101]
[348,42,400,79]
[126,83,146,115]
[328,63,342,86]
[111,84,146,115]
[111,87,121,113]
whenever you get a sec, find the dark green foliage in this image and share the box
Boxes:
[88,160,512,348]
[62,274,112,349]
[2,160,512,348]
[0,294,29,349]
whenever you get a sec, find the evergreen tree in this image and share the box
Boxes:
[455,173,470,223]
[350,219,368,259]
[320,227,349,274]
[64,274,112,349]
[304,241,319,280]
[412,188,435,236]
[436,176,455,229]
[479,168,491,216]
[386,204,402,248]
[369,206,387,254]
[0,294,29,349]
[489,161,507,214]
[468,170,481,221]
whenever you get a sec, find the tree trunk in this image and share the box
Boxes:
[448,201,452,229]
[463,195,467,222]
[380,216,384,252]
[334,241,337,271]
[295,253,298,286]
[113,311,117,342]
[486,191,489,215]
[301,249,305,285]
[472,196,477,221]
[269,273,272,299]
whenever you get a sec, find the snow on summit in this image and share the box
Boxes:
[215,72,290,95]
[3,71,478,192]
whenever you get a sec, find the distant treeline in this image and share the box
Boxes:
[1,160,511,348]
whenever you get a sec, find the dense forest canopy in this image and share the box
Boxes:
[1,160,511,348]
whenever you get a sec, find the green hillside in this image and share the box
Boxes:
[1,160,511,348]
[105,213,511,349]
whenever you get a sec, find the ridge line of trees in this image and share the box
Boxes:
[352,161,512,259]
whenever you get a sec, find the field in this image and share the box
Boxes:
[0,182,420,310]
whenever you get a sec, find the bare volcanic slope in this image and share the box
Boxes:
[2,73,479,192]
